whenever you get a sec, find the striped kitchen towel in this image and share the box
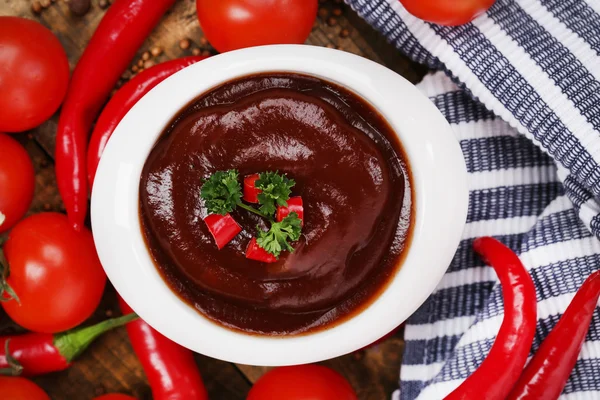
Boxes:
[343,0,600,399]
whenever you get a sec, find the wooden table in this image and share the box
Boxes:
[0,1,427,398]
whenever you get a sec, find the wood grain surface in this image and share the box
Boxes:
[0,1,427,398]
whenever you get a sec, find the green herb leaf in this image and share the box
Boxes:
[256,171,295,216]
[200,170,242,215]
[256,213,302,258]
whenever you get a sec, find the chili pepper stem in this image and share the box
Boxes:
[54,313,138,363]
[236,201,273,221]
[0,340,23,376]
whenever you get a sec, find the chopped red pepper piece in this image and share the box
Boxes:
[203,213,241,249]
[245,238,277,263]
[243,174,261,203]
[276,196,304,226]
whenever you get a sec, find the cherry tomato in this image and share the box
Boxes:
[196,0,318,53]
[2,213,106,333]
[0,376,50,400]
[248,365,357,400]
[0,17,70,133]
[399,0,496,26]
[94,394,137,400]
[0,134,35,234]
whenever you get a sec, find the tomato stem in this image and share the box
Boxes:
[0,248,19,304]
[54,313,138,363]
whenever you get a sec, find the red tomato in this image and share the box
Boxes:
[0,376,50,400]
[0,17,70,133]
[196,0,318,53]
[94,395,137,400]
[248,365,357,400]
[2,213,106,333]
[399,0,496,26]
[0,134,35,233]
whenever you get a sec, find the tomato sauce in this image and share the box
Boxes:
[139,73,413,335]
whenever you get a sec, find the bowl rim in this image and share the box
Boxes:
[91,44,468,366]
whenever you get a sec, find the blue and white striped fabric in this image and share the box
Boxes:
[343,0,600,398]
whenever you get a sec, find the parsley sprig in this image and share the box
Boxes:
[256,213,302,258]
[255,172,296,216]
[200,170,242,215]
[200,170,301,258]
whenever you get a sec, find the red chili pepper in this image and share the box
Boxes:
[243,174,261,203]
[245,237,278,263]
[444,237,537,400]
[55,0,175,231]
[203,213,241,249]
[0,314,136,376]
[276,196,304,225]
[119,297,208,400]
[507,270,600,400]
[87,56,206,189]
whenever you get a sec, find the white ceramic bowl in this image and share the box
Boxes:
[92,44,468,366]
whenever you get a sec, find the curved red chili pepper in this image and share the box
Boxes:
[0,314,136,376]
[507,270,600,400]
[119,297,208,400]
[87,56,206,189]
[56,0,176,231]
[445,237,537,400]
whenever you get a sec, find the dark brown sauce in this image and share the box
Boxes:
[139,73,413,335]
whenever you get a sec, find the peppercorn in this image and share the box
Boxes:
[150,46,163,57]
[179,38,191,50]
[141,51,151,61]
[143,60,155,69]
[131,65,139,73]
[98,0,109,9]
[31,1,42,13]
[199,37,208,46]
[191,48,201,56]
[318,8,328,18]
[137,59,144,68]
[201,50,211,57]
[327,17,337,26]
[340,28,350,38]
[326,43,335,49]
[68,0,91,16]
[40,0,51,8]
[333,8,342,16]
